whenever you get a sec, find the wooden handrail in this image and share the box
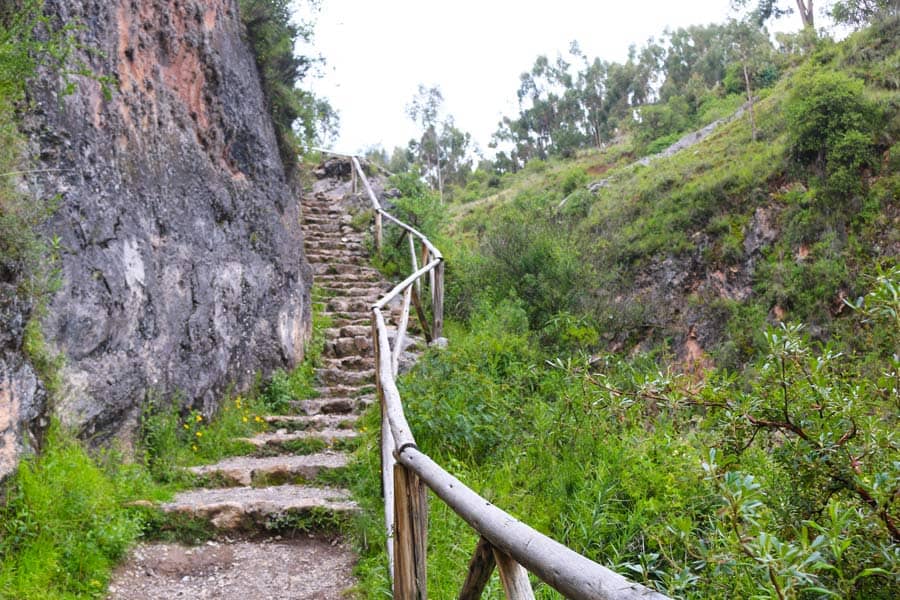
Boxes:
[310,149,671,600]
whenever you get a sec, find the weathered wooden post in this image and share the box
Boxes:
[459,537,496,600]
[408,235,420,296]
[375,210,383,254]
[493,550,535,600]
[432,259,444,340]
[393,463,428,599]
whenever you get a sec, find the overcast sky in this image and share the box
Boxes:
[295,0,817,155]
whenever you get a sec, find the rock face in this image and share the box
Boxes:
[0,289,43,480]
[1,0,311,476]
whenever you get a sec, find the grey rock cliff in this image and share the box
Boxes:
[1,0,311,476]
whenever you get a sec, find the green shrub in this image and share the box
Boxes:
[474,202,590,328]
[559,167,588,196]
[644,132,682,155]
[374,169,446,276]
[784,67,879,198]
[0,425,144,599]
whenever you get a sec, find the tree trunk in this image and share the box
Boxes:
[796,0,814,28]
[743,63,756,143]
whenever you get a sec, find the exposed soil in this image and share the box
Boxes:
[107,536,356,600]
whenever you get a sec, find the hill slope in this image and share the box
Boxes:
[446,18,898,368]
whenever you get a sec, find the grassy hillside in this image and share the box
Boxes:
[444,19,898,367]
[350,19,899,599]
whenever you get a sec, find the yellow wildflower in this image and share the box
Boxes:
[242,416,249,423]
[183,424,190,430]
[195,414,203,422]
[254,415,263,423]
[196,431,203,437]
[192,444,198,452]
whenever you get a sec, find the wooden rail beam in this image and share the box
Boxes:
[374,318,396,581]
[396,447,671,600]
[373,310,417,449]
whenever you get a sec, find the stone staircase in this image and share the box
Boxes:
[108,173,389,599]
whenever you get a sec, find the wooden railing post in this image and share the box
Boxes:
[391,286,412,377]
[375,210,383,254]
[393,463,428,599]
[432,260,444,340]
[492,550,535,600]
[374,314,395,582]
[422,243,433,297]
[408,235,421,296]
[458,536,496,600]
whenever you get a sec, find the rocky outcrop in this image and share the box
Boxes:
[0,290,43,480]
[1,0,311,476]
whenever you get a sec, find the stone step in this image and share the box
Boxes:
[327,298,372,313]
[320,286,385,299]
[317,280,387,291]
[160,485,358,530]
[323,336,372,359]
[264,413,357,431]
[314,264,380,277]
[316,270,381,282]
[317,367,374,386]
[290,396,358,416]
[303,215,341,224]
[307,255,370,267]
[237,429,359,454]
[303,222,359,234]
[322,311,371,323]
[305,245,366,256]
[337,324,372,337]
[303,207,341,217]
[187,452,349,487]
[306,240,365,252]
[315,384,373,399]
[312,260,368,274]
[326,316,371,329]
[321,356,374,372]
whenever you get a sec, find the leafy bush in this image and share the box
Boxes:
[374,169,446,276]
[0,425,144,599]
[352,269,899,598]
[559,166,588,196]
[470,200,590,328]
[784,67,879,198]
[635,96,691,149]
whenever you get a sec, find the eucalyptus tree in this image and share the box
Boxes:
[407,84,445,201]
[831,0,900,25]
[406,85,474,200]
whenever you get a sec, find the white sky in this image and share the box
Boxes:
[295,1,820,155]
